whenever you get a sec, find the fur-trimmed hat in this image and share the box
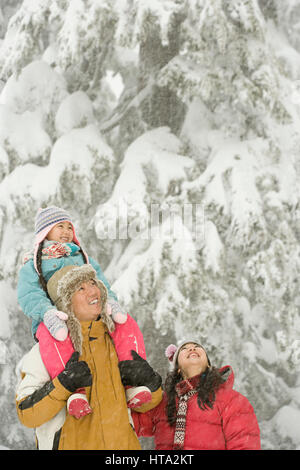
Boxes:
[165,340,211,368]
[47,264,115,353]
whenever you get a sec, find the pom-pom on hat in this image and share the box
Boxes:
[165,340,211,368]
[33,206,85,274]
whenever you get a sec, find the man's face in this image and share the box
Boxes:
[71,279,102,321]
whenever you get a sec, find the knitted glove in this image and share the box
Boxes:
[118,350,162,392]
[57,352,92,393]
[55,310,68,321]
[44,309,68,341]
[107,298,127,324]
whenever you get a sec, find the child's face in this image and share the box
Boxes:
[46,221,73,243]
[177,343,208,377]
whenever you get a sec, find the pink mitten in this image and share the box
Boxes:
[44,309,68,341]
[55,310,68,321]
[107,299,127,324]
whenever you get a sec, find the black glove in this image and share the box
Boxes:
[57,351,92,392]
[118,350,162,392]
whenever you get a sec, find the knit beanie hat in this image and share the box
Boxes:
[47,264,114,352]
[33,206,85,273]
[165,340,211,369]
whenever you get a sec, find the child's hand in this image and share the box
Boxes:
[107,298,127,324]
[55,310,68,321]
[44,309,68,341]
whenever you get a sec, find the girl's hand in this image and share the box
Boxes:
[107,298,127,324]
[44,309,68,341]
[55,310,68,321]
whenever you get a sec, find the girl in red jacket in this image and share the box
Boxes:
[120,340,261,450]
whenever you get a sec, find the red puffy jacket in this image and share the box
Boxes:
[133,366,261,450]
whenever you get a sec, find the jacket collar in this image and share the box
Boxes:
[175,366,234,398]
[80,317,108,342]
[175,374,201,398]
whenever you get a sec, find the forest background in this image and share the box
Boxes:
[0,0,300,450]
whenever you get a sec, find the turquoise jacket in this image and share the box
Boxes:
[17,242,117,336]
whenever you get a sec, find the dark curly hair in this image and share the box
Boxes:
[36,241,87,298]
[164,366,227,426]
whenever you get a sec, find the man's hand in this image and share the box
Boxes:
[57,352,92,392]
[118,350,162,392]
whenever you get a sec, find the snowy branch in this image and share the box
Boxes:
[99,77,155,133]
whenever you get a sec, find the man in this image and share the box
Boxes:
[15,264,162,450]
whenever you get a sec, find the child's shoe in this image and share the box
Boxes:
[67,388,92,419]
[126,386,152,409]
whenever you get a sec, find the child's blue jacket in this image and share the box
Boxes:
[17,243,117,336]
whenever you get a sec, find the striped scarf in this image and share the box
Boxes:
[173,375,200,450]
[23,241,77,264]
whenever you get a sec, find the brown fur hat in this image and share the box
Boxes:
[47,264,115,353]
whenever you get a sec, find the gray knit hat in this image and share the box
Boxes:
[35,206,74,236]
[47,264,115,352]
[33,206,87,273]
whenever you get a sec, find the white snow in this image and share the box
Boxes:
[0,145,9,181]
[0,0,299,452]
[180,98,224,158]
[183,137,268,249]
[202,220,224,275]
[55,91,95,137]
[105,70,124,99]
[271,406,300,446]
[115,0,184,47]
[94,127,194,240]
[56,0,87,67]
[105,126,193,202]
[0,60,68,118]
[111,214,197,307]
[0,105,52,166]
[0,124,115,221]
[49,124,114,181]
[0,281,17,340]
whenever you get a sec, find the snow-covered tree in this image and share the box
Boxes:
[0,0,299,450]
